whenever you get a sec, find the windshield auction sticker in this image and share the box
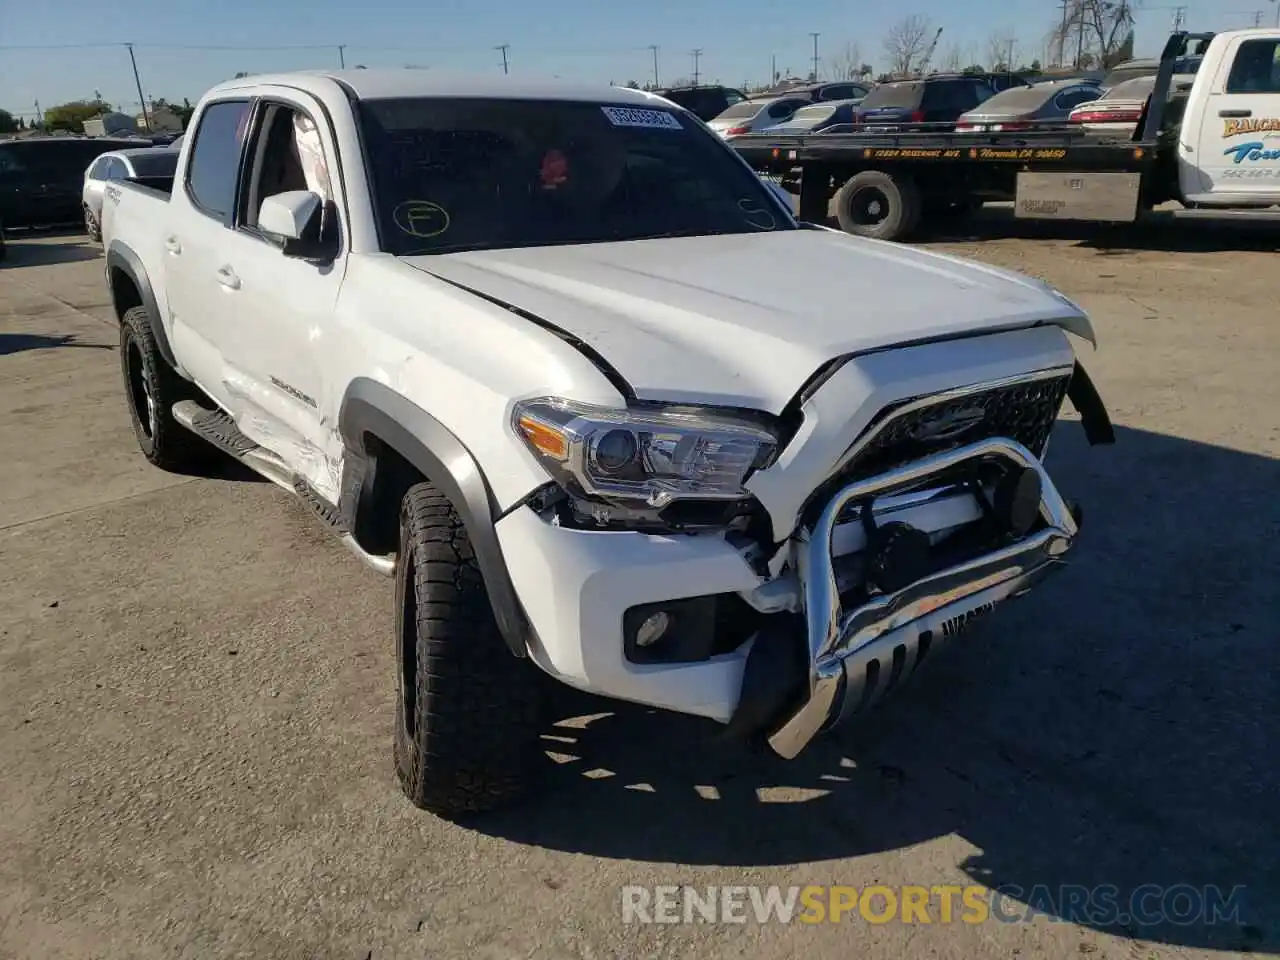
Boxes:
[601,106,683,130]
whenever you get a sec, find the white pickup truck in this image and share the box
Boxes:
[101,70,1113,816]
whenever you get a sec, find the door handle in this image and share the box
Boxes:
[164,236,182,254]
[1218,109,1252,118]
[215,266,241,290]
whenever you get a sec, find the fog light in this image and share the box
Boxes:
[867,521,932,594]
[635,611,672,648]
[994,466,1043,536]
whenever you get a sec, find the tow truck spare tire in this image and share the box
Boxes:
[834,170,922,242]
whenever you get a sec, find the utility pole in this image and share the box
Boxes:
[771,53,777,85]
[1058,0,1070,66]
[1075,9,1086,68]
[495,43,510,74]
[124,43,150,131]
[34,100,43,130]
[691,48,702,86]
[648,45,660,87]
[337,44,346,68]
[809,32,820,81]
[1171,5,1187,29]
[1250,9,1263,25]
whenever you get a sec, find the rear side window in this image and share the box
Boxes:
[186,99,251,222]
[1225,39,1280,94]
[860,82,924,109]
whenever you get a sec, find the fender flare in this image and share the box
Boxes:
[338,377,536,658]
[105,241,178,370]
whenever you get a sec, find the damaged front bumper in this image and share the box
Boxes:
[765,436,1079,759]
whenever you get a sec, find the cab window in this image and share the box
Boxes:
[185,99,252,223]
[1225,39,1280,94]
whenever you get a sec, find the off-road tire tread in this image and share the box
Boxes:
[120,306,209,471]
[394,483,542,817]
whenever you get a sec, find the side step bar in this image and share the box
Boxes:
[171,401,396,577]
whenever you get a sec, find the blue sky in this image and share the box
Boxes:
[1,0,1270,120]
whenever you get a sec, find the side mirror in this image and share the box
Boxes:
[258,190,336,262]
[259,190,321,241]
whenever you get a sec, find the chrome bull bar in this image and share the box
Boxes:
[768,437,1078,760]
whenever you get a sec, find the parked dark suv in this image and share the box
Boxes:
[0,136,144,229]
[653,85,749,122]
[851,75,1013,130]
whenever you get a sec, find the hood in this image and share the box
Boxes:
[402,230,1092,414]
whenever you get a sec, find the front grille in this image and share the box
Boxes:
[846,373,1072,481]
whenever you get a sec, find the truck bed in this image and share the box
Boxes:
[123,175,176,198]
[731,126,1156,174]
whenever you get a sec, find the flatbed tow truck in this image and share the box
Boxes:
[731,30,1280,240]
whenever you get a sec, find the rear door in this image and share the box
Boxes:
[1191,34,1280,200]
[162,97,255,403]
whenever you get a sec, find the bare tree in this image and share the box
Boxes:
[827,42,864,80]
[883,15,933,77]
[1050,0,1136,69]
[987,29,1018,71]
[940,43,964,72]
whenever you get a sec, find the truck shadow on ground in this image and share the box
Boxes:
[910,205,1280,253]
[2,230,101,266]
[476,422,1278,954]
[0,333,115,356]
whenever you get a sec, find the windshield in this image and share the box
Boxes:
[358,97,793,256]
[859,82,924,109]
[788,104,838,125]
[1100,76,1156,101]
[970,85,1056,113]
[714,100,764,120]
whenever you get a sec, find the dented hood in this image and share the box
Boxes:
[403,229,1093,414]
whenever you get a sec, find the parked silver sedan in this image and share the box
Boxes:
[82,147,180,241]
[956,78,1102,132]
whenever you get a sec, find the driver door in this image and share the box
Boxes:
[212,95,349,502]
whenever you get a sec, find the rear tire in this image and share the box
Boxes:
[393,483,543,817]
[84,205,102,242]
[834,170,921,241]
[119,306,209,471]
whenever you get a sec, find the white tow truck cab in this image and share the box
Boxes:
[732,29,1280,241]
[100,68,1112,817]
[1172,28,1280,205]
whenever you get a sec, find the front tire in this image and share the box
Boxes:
[393,483,543,817]
[119,306,208,471]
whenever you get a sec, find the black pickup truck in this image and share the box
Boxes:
[731,31,1280,241]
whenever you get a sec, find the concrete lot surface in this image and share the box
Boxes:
[1,218,1277,960]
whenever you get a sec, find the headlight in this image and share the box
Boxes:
[512,398,778,509]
